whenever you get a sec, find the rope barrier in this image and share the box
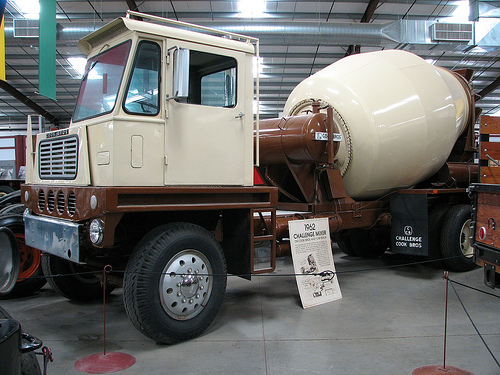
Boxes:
[10,252,500,371]
[18,254,484,281]
[450,281,500,368]
[448,278,500,300]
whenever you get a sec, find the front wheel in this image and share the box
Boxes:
[440,204,475,272]
[41,256,114,301]
[123,222,227,344]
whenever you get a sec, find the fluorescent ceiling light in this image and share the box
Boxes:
[68,57,102,80]
[11,0,40,19]
[446,1,470,22]
[253,56,264,78]
[239,0,266,18]
[68,57,86,76]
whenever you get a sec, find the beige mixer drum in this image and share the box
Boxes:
[283,50,472,200]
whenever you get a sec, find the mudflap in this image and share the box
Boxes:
[0,227,20,295]
[390,194,429,256]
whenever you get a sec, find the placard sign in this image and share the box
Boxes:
[289,218,342,309]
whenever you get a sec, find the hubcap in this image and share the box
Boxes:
[460,219,473,259]
[16,234,41,281]
[160,249,212,320]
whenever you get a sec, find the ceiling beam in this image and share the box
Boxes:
[477,75,500,100]
[125,0,143,20]
[0,81,60,125]
[346,0,380,56]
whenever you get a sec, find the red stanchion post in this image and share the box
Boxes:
[74,265,136,373]
[102,265,112,356]
[412,271,474,375]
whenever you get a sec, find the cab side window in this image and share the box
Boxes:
[177,50,237,108]
[124,41,161,115]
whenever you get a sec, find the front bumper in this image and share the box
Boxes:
[24,211,83,263]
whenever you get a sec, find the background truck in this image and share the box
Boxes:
[20,11,479,344]
[471,115,500,289]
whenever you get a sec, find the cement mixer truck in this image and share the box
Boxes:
[16,11,479,344]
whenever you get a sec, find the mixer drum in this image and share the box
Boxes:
[283,50,472,199]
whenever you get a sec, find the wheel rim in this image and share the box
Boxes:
[159,249,213,320]
[460,219,473,259]
[16,233,41,282]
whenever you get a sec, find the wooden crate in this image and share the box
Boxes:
[480,116,500,183]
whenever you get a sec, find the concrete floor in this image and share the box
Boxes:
[2,247,500,375]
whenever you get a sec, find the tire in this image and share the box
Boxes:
[123,222,227,344]
[440,204,476,272]
[0,190,21,206]
[0,307,42,375]
[336,233,357,256]
[0,185,15,196]
[0,203,25,215]
[347,228,389,258]
[20,352,42,375]
[41,256,114,302]
[427,204,450,268]
[0,215,46,298]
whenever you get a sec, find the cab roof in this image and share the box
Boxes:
[78,15,256,56]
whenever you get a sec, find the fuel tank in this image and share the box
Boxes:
[283,50,473,199]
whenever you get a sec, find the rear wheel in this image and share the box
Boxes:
[440,204,475,272]
[427,204,450,268]
[337,232,357,256]
[340,229,389,258]
[123,222,227,344]
[41,256,114,301]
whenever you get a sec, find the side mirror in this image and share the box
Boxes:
[172,47,190,99]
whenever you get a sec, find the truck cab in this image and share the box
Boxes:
[28,13,256,189]
[21,13,276,344]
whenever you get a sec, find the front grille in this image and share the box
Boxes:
[57,191,65,214]
[37,189,77,217]
[67,192,76,216]
[38,190,45,211]
[39,135,78,179]
[47,191,55,212]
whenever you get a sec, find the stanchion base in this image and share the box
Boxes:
[74,352,136,374]
[413,365,474,375]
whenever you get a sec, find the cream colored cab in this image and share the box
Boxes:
[28,15,256,188]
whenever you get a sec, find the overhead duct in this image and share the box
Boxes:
[4,18,500,50]
[201,20,479,50]
[470,0,500,21]
[202,21,400,47]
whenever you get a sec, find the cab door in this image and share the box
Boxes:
[164,41,253,186]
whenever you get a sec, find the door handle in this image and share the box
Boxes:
[235,112,245,118]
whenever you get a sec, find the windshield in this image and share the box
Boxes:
[72,41,131,122]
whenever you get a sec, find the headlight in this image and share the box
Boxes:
[89,219,104,245]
